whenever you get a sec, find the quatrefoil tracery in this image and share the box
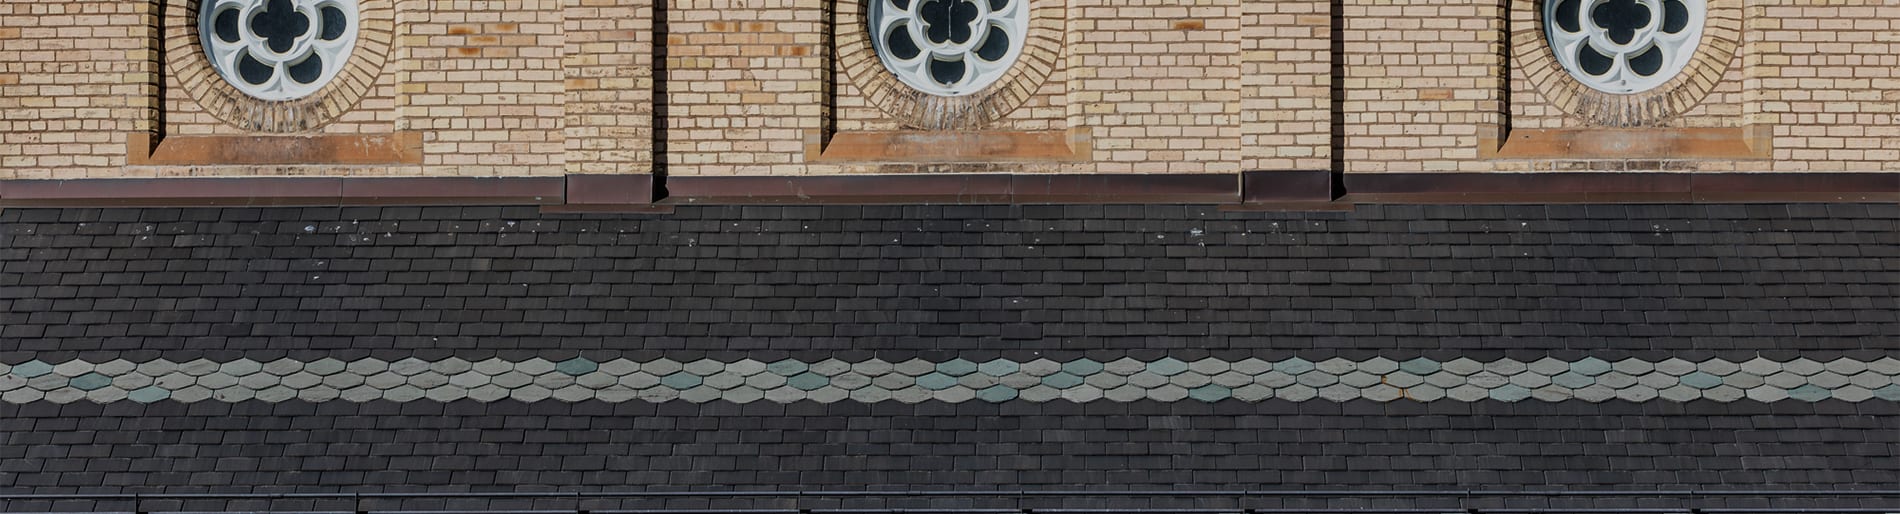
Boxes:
[870,0,1026,96]
[1546,0,1704,94]
[200,0,358,101]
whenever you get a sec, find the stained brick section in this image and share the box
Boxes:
[0,204,1897,353]
[561,0,655,175]
[401,0,566,173]
[662,0,825,176]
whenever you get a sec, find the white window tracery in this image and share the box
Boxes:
[200,0,358,101]
[1545,0,1704,94]
[869,0,1027,97]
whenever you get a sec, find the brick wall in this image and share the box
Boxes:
[1748,1,1900,172]
[401,0,566,174]
[6,0,1900,179]
[0,0,152,176]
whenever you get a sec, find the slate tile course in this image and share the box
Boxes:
[2,205,1897,353]
[2,205,1900,508]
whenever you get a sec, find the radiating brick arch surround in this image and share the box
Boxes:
[836,0,1063,129]
[163,0,394,132]
[1512,0,1740,127]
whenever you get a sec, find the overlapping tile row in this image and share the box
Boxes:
[4,205,1898,354]
[4,355,1900,405]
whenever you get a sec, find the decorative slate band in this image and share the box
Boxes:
[3,355,1899,405]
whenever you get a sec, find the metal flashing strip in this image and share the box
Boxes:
[2,355,1898,405]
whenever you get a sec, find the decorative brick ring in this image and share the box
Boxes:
[166,0,392,132]
[839,0,1060,129]
[1514,0,1738,127]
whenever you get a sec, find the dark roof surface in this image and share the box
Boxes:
[2,204,1896,356]
[2,204,1899,511]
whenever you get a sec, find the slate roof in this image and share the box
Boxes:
[2,204,1897,355]
[3,204,1900,512]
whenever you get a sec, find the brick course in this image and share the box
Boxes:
[4,0,1900,178]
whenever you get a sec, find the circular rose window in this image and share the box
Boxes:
[869,0,1027,97]
[200,0,359,101]
[1545,0,1704,94]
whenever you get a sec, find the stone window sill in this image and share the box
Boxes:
[1480,126,1771,161]
[804,128,1091,164]
[126,132,423,166]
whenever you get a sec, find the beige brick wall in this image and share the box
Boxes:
[1241,0,1329,172]
[6,0,1900,179]
[659,0,826,176]
[400,0,566,174]
[1747,1,1900,172]
[0,0,153,177]
[563,0,654,175]
[1064,0,1242,174]
[1339,0,1504,174]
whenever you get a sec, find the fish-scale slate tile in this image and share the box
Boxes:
[7,354,1900,405]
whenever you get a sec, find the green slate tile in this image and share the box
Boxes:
[1274,358,1314,375]
[786,372,830,391]
[660,372,702,389]
[1488,384,1532,402]
[68,372,112,391]
[127,386,170,403]
[1398,358,1440,375]
[1873,384,1900,402]
[1680,371,1723,390]
[974,385,1018,403]
[1550,372,1594,389]
[556,358,598,376]
[977,359,1019,377]
[1787,384,1831,402]
[1187,385,1231,403]
[766,359,808,376]
[1146,358,1189,377]
[915,372,957,391]
[11,361,52,378]
[1041,372,1083,389]
[937,359,978,377]
[1061,359,1104,376]
[1570,357,1613,377]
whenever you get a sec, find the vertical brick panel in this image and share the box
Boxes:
[661,0,825,176]
[562,0,654,175]
[1069,0,1242,174]
[1341,0,1502,173]
[401,0,566,175]
[1748,2,1900,172]
[1241,0,1330,171]
[0,0,150,177]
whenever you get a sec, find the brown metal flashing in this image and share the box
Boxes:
[0,177,562,207]
[126,131,424,166]
[1224,168,1351,211]
[661,173,1237,204]
[805,128,1091,163]
[1343,172,1900,204]
[1485,126,1771,161]
[1239,170,1336,203]
[545,175,672,213]
[661,175,1013,204]
[4,172,1900,208]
